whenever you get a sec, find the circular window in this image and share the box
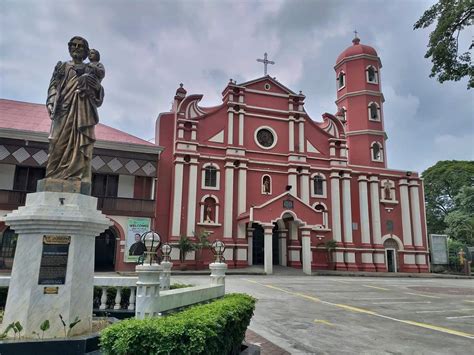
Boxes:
[264,83,271,90]
[255,126,277,149]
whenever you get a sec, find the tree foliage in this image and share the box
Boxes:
[414,0,474,88]
[421,160,474,235]
[445,186,474,245]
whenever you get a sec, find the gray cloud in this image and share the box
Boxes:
[1,0,472,173]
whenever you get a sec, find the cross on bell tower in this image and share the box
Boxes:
[257,52,275,76]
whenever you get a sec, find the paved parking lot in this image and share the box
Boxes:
[173,273,474,354]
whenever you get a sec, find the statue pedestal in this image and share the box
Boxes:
[1,191,111,338]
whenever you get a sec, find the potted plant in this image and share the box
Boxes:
[193,229,211,269]
[177,235,195,270]
[324,240,337,270]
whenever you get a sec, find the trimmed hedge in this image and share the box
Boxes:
[100,293,256,355]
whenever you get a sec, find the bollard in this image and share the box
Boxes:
[209,262,227,288]
[135,263,162,319]
[160,261,173,290]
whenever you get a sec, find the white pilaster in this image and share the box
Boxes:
[238,113,244,146]
[227,111,234,145]
[263,225,273,274]
[288,167,298,197]
[171,159,184,236]
[369,176,382,245]
[136,264,162,319]
[301,229,312,275]
[298,120,305,153]
[186,160,198,236]
[300,169,310,203]
[289,119,295,152]
[330,172,342,243]
[399,179,413,247]
[279,230,287,267]
[341,172,353,244]
[247,228,254,266]
[223,163,234,238]
[237,164,247,215]
[358,175,371,245]
[409,180,423,247]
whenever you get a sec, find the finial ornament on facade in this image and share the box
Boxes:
[256,52,275,76]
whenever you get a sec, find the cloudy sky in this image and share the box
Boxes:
[1,0,472,173]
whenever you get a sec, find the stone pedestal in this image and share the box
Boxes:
[135,264,162,319]
[209,262,227,287]
[160,261,173,290]
[1,191,111,338]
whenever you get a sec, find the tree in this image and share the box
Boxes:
[414,0,474,88]
[421,160,474,235]
[445,186,474,245]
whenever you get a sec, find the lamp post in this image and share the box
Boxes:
[160,243,173,290]
[141,230,161,265]
[210,240,227,287]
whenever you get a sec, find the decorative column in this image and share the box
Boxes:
[298,120,305,153]
[358,175,375,271]
[223,162,234,238]
[210,262,227,288]
[399,179,413,247]
[247,227,254,266]
[263,224,273,274]
[135,263,162,319]
[301,228,312,275]
[299,168,310,203]
[238,112,245,146]
[330,172,342,243]
[186,158,198,236]
[288,167,298,196]
[341,173,353,245]
[237,163,247,215]
[289,118,295,152]
[171,157,184,237]
[287,221,301,268]
[409,180,426,272]
[279,229,288,267]
[227,109,234,145]
[369,176,385,271]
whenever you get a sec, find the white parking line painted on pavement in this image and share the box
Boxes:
[358,297,409,300]
[416,308,474,314]
[404,292,441,299]
[363,285,390,291]
[373,301,432,304]
[446,315,474,319]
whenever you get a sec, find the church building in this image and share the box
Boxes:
[155,36,430,274]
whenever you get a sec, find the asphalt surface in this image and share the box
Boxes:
[172,271,474,355]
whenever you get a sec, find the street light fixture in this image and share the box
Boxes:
[211,240,226,263]
[161,243,172,262]
[141,230,161,265]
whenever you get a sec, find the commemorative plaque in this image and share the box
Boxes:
[38,235,71,285]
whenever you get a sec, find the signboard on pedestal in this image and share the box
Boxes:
[38,235,71,285]
[429,234,448,265]
[126,217,151,262]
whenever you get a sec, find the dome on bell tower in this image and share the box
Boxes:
[336,35,378,64]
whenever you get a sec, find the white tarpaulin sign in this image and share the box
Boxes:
[430,234,448,265]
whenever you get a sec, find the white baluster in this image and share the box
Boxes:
[128,287,136,311]
[99,286,107,310]
[114,287,122,310]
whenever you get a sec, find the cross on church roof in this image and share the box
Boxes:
[257,52,275,76]
[354,30,359,38]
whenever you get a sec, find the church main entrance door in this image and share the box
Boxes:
[95,228,117,271]
[252,223,279,265]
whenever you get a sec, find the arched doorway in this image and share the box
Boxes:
[95,227,117,271]
[383,238,400,272]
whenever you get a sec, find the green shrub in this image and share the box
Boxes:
[100,293,256,355]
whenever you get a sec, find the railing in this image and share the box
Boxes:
[96,197,155,217]
[0,189,27,210]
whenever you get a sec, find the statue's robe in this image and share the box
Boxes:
[46,61,104,183]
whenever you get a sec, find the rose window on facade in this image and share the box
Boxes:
[256,128,274,148]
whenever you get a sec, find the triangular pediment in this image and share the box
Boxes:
[238,75,297,95]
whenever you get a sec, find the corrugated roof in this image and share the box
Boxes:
[0,98,156,147]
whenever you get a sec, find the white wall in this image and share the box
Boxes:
[0,164,15,190]
[117,175,134,198]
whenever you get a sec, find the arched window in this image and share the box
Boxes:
[200,195,220,225]
[337,71,345,89]
[311,173,327,197]
[262,175,272,194]
[368,102,380,121]
[371,142,383,162]
[366,65,378,83]
[201,163,220,190]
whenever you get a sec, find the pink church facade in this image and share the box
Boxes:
[155,38,430,274]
